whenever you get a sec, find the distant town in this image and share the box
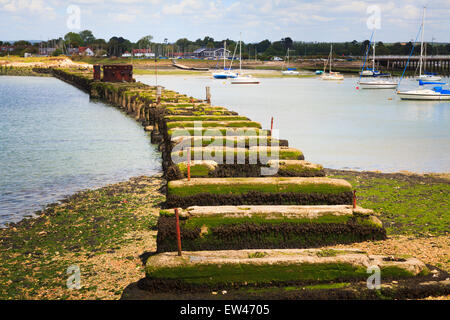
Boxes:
[2,30,450,60]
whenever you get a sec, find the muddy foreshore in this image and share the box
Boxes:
[0,168,448,299]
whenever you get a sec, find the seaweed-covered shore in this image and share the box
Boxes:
[0,169,448,300]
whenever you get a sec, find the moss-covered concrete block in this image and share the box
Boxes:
[166,120,262,130]
[157,205,386,252]
[268,160,325,177]
[169,128,270,137]
[170,147,304,164]
[176,160,218,178]
[166,177,354,207]
[164,115,250,122]
[144,249,428,290]
[171,136,288,148]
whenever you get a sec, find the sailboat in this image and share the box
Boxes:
[358,31,397,89]
[397,7,449,100]
[230,33,260,84]
[281,49,299,75]
[416,7,442,81]
[212,41,237,79]
[321,44,344,80]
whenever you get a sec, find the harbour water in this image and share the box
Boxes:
[138,74,450,173]
[0,76,161,226]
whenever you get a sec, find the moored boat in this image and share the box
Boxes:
[281,49,299,75]
[321,44,344,81]
[229,33,260,85]
[358,79,398,89]
[397,86,450,100]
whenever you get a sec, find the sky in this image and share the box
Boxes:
[1,0,449,43]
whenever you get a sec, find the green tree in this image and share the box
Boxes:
[137,35,153,49]
[14,40,32,46]
[256,40,271,53]
[79,30,95,45]
[282,37,293,50]
[64,32,83,47]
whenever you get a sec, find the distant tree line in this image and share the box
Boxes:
[2,32,450,59]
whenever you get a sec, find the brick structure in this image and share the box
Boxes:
[102,64,134,82]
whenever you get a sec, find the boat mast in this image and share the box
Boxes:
[372,30,376,72]
[419,6,426,77]
[223,40,226,70]
[329,44,333,73]
[239,32,242,73]
[287,49,289,70]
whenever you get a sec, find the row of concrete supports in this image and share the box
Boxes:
[380,58,450,74]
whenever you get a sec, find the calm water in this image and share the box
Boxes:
[138,74,450,173]
[0,76,161,226]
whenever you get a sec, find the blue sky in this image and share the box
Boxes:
[1,0,449,43]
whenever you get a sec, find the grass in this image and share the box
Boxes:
[327,170,450,236]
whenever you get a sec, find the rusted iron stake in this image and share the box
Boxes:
[206,86,211,104]
[271,116,274,132]
[353,190,357,209]
[175,208,182,256]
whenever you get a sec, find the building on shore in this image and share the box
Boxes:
[193,47,231,59]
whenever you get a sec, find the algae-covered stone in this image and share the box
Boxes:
[165,115,250,122]
[249,146,304,160]
[169,128,270,137]
[171,136,288,148]
[268,160,325,177]
[145,249,428,288]
[165,177,354,207]
[156,205,386,252]
[166,120,262,130]
[168,177,352,197]
[170,147,303,164]
[177,160,218,178]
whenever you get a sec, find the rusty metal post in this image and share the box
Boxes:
[271,116,274,132]
[353,190,357,209]
[206,86,211,104]
[187,147,191,181]
[174,208,182,256]
[93,64,101,81]
[156,86,161,105]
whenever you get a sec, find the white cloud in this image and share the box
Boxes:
[108,12,136,22]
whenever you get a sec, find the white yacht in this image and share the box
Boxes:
[321,44,344,81]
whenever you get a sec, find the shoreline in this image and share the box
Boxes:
[2,167,448,229]
[0,169,448,299]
